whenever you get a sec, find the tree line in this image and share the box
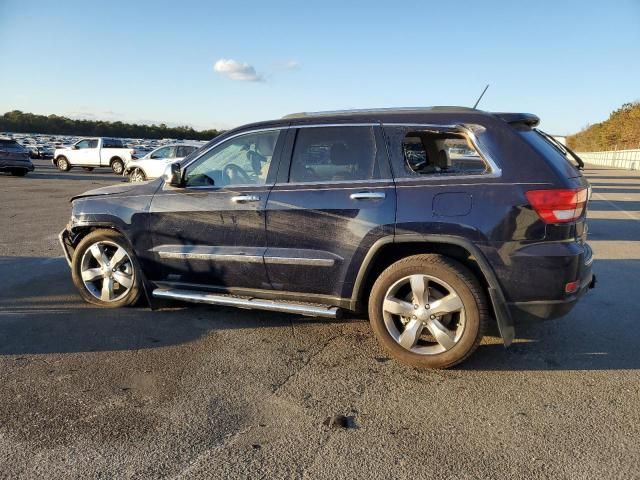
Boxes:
[567,101,640,152]
[0,110,223,141]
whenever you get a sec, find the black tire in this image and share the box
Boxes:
[82,167,95,172]
[111,158,124,174]
[71,229,142,308]
[10,169,28,176]
[129,167,146,182]
[368,254,488,369]
[56,156,71,171]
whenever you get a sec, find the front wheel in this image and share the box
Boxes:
[129,168,146,182]
[111,158,124,174]
[71,229,142,308]
[56,156,71,171]
[368,254,488,369]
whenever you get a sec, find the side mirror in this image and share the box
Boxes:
[163,163,184,187]
[73,145,79,149]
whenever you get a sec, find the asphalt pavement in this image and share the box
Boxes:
[0,159,638,479]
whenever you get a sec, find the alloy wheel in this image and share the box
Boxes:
[382,274,465,355]
[80,240,135,302]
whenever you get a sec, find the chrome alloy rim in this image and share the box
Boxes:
[382,274,465,355]
[130,168,145,182]
[80,240,134,302]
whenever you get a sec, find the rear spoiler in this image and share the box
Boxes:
[492,112,540,127]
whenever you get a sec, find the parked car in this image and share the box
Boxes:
[38,145,54,159]
[53,137,135,174]
[58,107,595,368]
[124,143,201,182]
[0,137,35,176]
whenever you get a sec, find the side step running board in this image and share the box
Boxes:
[152,288,340,318]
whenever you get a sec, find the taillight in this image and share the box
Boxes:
[525,188,588,224]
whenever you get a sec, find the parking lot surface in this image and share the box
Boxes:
[1,160,639,479]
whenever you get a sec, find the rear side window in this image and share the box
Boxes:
[387,127,488,177]
[176,145,196,157]
[103,138,123,148]
[289,126,381,183]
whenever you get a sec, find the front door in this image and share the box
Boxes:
[74,139,99,165]
[146,128,285,290]
[264,125,396,303]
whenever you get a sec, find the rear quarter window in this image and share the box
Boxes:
[517,130,579,178]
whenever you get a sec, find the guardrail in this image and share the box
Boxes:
[578,149,640,170]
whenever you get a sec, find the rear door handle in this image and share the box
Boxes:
[350,192,386,200]
[231,194,260,203]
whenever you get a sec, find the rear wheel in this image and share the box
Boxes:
[56,156,70,171]
[129,168,146,182]
[10,169,28,176]
[368,254,488,369]
[71,229,142,308]
[111,158,124,174]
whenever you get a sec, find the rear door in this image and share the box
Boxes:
[264,125,396,302]
[146,128,285,290]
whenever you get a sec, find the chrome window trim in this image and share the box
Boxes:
[381,122,503,179]
[295,123,379,128]
[273,178,393,188]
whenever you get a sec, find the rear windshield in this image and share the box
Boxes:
[517,130,579,178]
[103,138,124,148]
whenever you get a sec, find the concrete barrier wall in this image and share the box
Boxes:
[578,149,640,170]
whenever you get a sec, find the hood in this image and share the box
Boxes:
[71,183,140,201]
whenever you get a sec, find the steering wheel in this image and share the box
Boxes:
[223,163,252,184]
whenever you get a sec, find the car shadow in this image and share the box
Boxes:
[0,255,638,371]
[0,256,339,356]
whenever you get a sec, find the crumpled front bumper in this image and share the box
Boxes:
[59,228,73,267]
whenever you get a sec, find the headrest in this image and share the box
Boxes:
[255,134,276,156]
[330,143,351,165]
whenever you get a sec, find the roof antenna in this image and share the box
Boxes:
[472,84,490,109]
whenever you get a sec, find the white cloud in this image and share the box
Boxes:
[278,60,300,71]
[214,58,264,82]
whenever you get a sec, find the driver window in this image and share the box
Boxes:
[76,140,90,149]
[185,130,279,188]
[151,146,172,159]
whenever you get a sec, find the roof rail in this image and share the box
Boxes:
[282,106,479,119]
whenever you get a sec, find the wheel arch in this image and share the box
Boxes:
[352,235,514,345]
[66,223,153,307]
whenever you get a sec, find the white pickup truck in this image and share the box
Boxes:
[53,138,135,174]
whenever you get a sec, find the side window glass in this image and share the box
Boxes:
[185,130,279,187]
[389,127,488,177]
[289,126,380,183]
[76,140,90,149]
[150,147,170,159]
[88,139,99,149]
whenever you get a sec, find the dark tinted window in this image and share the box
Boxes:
[289,126,380,183]
[517,130,579,178]
[176,145,196,157]
[102,138,123,148]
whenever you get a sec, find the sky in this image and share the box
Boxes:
[0,0,639,134]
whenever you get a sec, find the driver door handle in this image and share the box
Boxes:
[350,192,386,201]
[231,194,260,204]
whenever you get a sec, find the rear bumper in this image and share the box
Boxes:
[0,158,35,171]
[507,244,595,322]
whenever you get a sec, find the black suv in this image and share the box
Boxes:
[59,107,595,368]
